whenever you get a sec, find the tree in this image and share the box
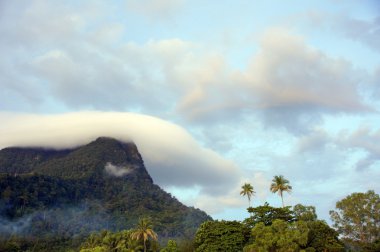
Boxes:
[176,239,195,252]
[194,220,250,252]
[160,240,179,252]
[240,183,255,208]
[80,230,142,252]
[243,219,309,252]
[131,218,158,252]
[245,202,295,227]
[330,190,380,245]
[244,202,344,252]
[270,175,292,207]
[305,220,344,252]
[293,204,317,222]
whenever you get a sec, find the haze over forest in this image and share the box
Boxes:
[1,0,380,224]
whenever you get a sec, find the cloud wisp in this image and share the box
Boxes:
[105,162,134,177]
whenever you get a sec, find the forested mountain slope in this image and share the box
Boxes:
[0,137,211,241]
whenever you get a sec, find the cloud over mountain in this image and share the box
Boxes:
[0,111,241,196]
[0,0,379,222]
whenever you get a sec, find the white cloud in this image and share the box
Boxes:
[125,0,184,21]
[0,111,241,196]
[173,28,370,133]
[242,28,369,133]
[0,0,371,135]
[339,126,380,171]
[105,162,134,177]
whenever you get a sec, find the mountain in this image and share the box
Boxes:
[0,137,211,246]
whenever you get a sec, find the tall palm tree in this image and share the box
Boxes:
[240,183,255,207]
[270,175,292,207]
[131,217,157,252]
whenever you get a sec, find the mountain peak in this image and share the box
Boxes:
[93,136,130,144]
[0,137,211,243]
[0,137,151,182]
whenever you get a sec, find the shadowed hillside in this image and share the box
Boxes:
[0,137,211,247]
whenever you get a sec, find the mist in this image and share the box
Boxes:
[0,201,112,239]
[105,162,134,177]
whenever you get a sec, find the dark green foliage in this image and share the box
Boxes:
[245,202,295,227]
[194,220,250,252]
[243,220,309,252]
[243,220,344,252]
[0,241,21,252]
[0,137,211,250]
[0,147,71,175]
[242,203,344,252]
[359,238,380,252]
[160,239,179,252]
[35,137,152,181]
[80,229,146,252]
[0,236,81,252]
[0,174,87,219]
[305,220,344,252]
[176,238,195,252]
[293,204,317,222]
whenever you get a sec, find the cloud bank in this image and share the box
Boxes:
[0,0,372,136]
[0,111,241,196]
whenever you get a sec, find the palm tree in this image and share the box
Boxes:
[240,183,255,208]
[270,175,292,207]
[131,217,157,252]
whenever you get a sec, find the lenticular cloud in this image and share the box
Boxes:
[0,111,241,196]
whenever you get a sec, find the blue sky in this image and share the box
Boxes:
[0,0,380,222]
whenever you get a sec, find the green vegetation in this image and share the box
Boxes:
[240,183,255,208]
[305,220,344,251]
[80,230,143,252]
[131,218,158,252]
[79,229,188,252]
[293,204,317,222]
[0,169,209,239]
[0,137,210,251]
[192,178,376,251]
[270,175,292,207]
[330,190,380,251]
[244,219,309,252]
[245,202,295,227]
[160,239,179,252]
[194,220,250,252]
[193,203,344,252]
[0,137,379,251]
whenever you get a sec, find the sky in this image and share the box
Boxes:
[0,0,380,222]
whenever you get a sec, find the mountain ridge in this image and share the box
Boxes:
[0,137,211,242]
[0,137,151,179]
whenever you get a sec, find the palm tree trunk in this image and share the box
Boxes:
[144,239,146,252]
[248,198,252,217]
[281,191,284,207]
